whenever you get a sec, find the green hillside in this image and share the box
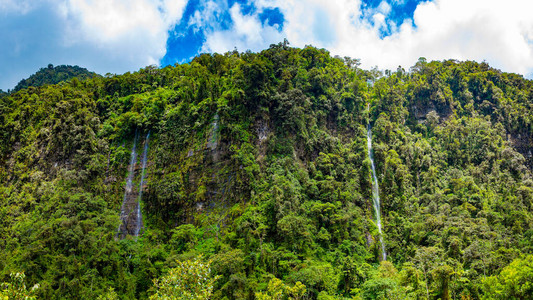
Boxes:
[12,64,99,92]
[1,44,532,299]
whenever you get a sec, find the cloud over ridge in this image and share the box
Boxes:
[1,0,533,90]
[197,0,533,77]
[0,0,187,90]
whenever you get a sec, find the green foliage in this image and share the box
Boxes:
[1,44,533,300]
[0,272,39,300]
[97,288,119,300]
[482,255,533,299]
[149,256,220,300]
[255,278,306,300]
[13,64,99,92]
[361,277,398,300]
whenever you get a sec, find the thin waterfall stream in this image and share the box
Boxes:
[367,124,387,261]
[125,131,139,196]
[117,131,149,239]
[134,132,150,237]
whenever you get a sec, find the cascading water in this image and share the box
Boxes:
[208,114,219,150]
[117,131,139,238]
[367,124,387,261]
[134,132,150,236]
[125,131,139,195]
[117,131,149,239]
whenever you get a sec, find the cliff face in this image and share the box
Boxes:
[510,131,533,168]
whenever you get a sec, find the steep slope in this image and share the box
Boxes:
[0,44,532,299]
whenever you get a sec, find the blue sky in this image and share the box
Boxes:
[161,0,286,66]
[1,0,533,90]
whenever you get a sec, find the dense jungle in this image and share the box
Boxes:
[1,43,532,299]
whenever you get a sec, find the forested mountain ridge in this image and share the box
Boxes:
[11,64,100,93]
[1,44,532,299]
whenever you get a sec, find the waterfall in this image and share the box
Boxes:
[134,132,150,236]
[117,131,139,238]
[125,131,139,194]
[367,124,387,261]
[208,114,219,150]
[117,131,149,239]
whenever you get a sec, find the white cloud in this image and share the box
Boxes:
[198,0,533,78]
[3,0,533,90]
[269,0,360,48]
[187,0,224,30]
[0,0,187,90]
[185,0,284,54]
[387,0,533,75]
[62,0,187,66]
[377,1,391,16]
[0,0,40,14]
[201,2,284,53]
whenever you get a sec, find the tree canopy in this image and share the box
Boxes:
[1,43,532,299]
